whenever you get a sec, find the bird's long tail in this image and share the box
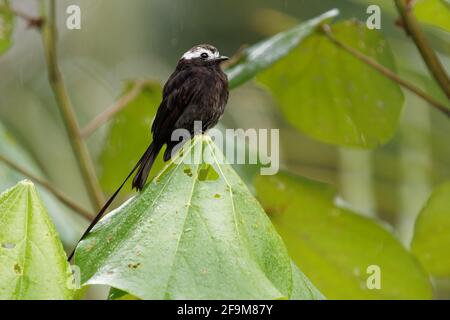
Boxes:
[132,142,161,191]
[67,142,161,261]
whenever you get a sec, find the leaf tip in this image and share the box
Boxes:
[18,179,35,189]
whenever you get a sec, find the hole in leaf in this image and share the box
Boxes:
[183,165,193,177]
[198,164,219,182]
[14,263,21,274]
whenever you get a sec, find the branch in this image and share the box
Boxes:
[321,24,450,118]
[394,0,450,99]
[80,80,146,138]
[11,8,44,29]
[0,154,94,220]
[41,0,105,210]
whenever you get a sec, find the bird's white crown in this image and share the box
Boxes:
[181,45,220,61]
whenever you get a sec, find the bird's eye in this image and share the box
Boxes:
[201,52,209,59]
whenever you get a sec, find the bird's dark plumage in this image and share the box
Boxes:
[132,44,229,190]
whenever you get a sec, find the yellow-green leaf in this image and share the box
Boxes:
[290,262,325,300]
[258,21,404,148]
[255,173,432,299]
[414,0,450,33]
[76,136,320,299]
[0,181,75,299]
[411,181,450,277]
[0,0,14,55]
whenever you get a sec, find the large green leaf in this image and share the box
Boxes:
[258,21,404,148]
[411,181,450,277]
[0,181,75,299]
[225,9,339,89]
[0,0,13,55]
[290,262,324,300]
[255,173,432,299]
[75,136,313,300]
[0,123,85,245]
[414,0,450,33]
[99,81,164,195]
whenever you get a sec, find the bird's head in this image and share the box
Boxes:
[179,44,228,65]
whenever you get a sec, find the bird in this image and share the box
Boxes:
[132,44,229,190]
[68,44,229,261]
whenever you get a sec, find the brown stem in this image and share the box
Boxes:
[11,8,44,29]
[0,154,94,220]
[395,0,450,99]
[41,0,105,210]
[321,24,450,118]
[80,80,146,138]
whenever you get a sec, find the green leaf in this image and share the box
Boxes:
[255,173,432,299]
[258,21,404,148]
[411,181,450,277]
[290,262,325,300]
[0,122,85,245]
[0,0,14,55]
[225,9,339,89]
[107,261,324,300]
[107,262,324,301]
[0,181,75,299]
[76,136,301,300]
[99,81,164,195]
[414,0,450,33]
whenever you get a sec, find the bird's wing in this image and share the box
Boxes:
[151,68,204,139]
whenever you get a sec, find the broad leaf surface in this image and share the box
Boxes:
[0,181,75,299]
[290,262,324,300]
[258,21,404,148]
[411,181,450,277]
[414,0,450,33]
[76,136,312,300]
[255,173,432,299]
[107,260,325,300]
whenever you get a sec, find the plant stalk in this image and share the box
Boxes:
[394,0,450,99]
[41,0,104,210]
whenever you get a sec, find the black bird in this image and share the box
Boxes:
[68,44,229,261]
[133,44,229,190]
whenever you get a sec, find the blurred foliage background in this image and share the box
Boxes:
[0,0,449,299]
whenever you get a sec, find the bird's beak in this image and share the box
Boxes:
[217,56,229,62]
